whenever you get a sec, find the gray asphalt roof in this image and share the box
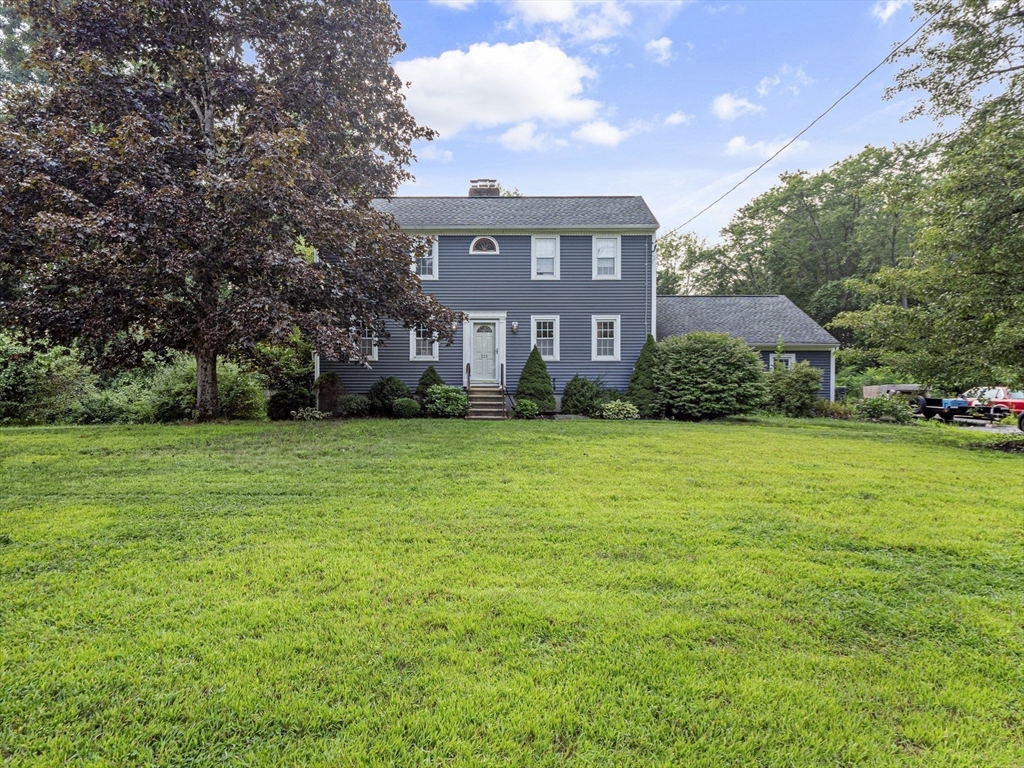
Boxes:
[371,196,659,231]
[657,295,839,347]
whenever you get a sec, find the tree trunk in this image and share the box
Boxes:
[195,348,219,422]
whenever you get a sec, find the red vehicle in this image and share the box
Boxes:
[961,387,1024,416]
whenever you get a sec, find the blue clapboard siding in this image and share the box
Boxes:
[321,234,653,395]
[759,350,834,399]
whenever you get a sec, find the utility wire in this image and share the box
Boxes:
[660,10,939,240]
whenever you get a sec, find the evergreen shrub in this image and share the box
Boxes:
[626,334,660,418]
[654,332,767,420]
[560,375,601,416]
[367,376,411,415]
[416,366,445,399]
[314,372,345,415]
[392,397,421,419]
[335,394,371,418]
[516,348,555,412]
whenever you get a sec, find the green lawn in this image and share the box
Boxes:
[1,418,1022,766]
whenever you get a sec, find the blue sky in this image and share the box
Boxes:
[389,0,936,241]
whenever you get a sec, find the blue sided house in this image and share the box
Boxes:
[319,179,838,415]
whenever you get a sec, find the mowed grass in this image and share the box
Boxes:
[0,418,1022,767]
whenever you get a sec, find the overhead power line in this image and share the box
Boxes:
[661,10,940,240]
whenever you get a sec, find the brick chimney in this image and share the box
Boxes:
[468,179,500,197]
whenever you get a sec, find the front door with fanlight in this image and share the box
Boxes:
[472,322,497,384]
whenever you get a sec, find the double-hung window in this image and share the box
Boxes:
[349,320,377,362]
[768,353,796,371]
[531,315,560,362]
[591,315,621,361]
[410,323,439,361]
[413,239,438,280]
[531,236,559,280]
[592,236,620,280]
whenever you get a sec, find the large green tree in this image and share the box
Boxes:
[832,0,1024,390]
[665,145,924,328]
[0,0,459,420]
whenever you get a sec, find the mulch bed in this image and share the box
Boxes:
[978,438,1024,454]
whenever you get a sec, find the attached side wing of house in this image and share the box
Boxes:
[656,294,840,401]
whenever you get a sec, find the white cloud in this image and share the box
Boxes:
[499,121,550,151]
[429,0,476,8]
[757,65,812,97]
[572,120,634,146]
[395,41,600,138]
[711,93,764,120]
[664,111,694,126]
[506,0,633,41]
[725,135,809,159]
[417,145,454,162]
[589,42,617,56]
[871,0,908,23]
[645,37,673,65]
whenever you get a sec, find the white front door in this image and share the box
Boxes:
[472,322,497,383]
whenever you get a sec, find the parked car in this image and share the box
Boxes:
[961,387,1024,416]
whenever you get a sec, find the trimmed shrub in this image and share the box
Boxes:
[367,376,411,415]
[335,394,371,418]
[561,375,601,416]
[393,397,421,419]
[853,396,914,424]
[314,372,345,415]
[513,398,539,419]
[814,398,852,420]
[768,361,822,418]
[416,366,445,399]
[425,384,469,418]
[654,332,768,420]
[516,347,555,412]
[600,400,640,420]
[626,333,660,418]
[149,356,266,421]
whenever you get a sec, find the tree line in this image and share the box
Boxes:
[658,0,1024,394]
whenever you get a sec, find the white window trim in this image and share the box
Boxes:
[530,315,560,362]
[591,314,621,362]
[469,236,499,255]
[769,353,797,371]
[411,239,438,281]
[360,336,379,363]
[410,325,439,362]
[592,235,621,280]
[531,235,560,280]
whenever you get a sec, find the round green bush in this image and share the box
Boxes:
[600,399,640,420]
[335,394,371,418]
[654,332,768,420]
[513,398,539,419]
[425,384,468,418]
[367,376,411,415]
[561,374,601,416]
[392,397,421,419]
[768,362,822,417]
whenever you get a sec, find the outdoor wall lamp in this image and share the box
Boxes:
[511,321,519,334]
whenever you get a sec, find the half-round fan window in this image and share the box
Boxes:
[470,236,499,254]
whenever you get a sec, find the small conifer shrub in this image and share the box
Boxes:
[516,347,555,412]
[416,366,445,399]
[626,334,659,418]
